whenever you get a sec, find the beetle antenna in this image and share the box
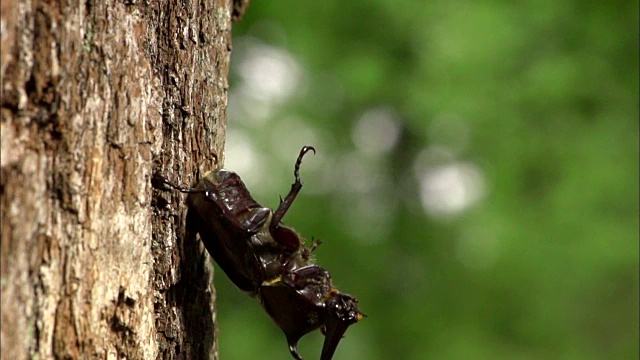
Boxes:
[309,236,322,252]
[271,146,315,230]
[302,236,322,260]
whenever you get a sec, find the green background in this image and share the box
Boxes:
[217,1,639,359]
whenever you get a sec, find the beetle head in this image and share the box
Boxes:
[259,268,364,360]
[320,290,363,360]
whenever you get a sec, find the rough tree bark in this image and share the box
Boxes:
[1,0,245,358]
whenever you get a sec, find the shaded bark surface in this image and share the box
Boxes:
[1,0,235,358]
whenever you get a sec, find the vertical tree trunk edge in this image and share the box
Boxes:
[1,0,245,359]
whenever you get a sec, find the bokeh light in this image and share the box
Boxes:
[218,2,639,360]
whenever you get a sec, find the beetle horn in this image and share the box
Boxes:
[287,336,304,360]
[320,292,364,360]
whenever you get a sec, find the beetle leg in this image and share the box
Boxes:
[271,146,315,231]
[152,173,204,194]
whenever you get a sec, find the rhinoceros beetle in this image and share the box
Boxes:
[153,146,364,360]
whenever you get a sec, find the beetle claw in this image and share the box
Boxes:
[289,341,304,360]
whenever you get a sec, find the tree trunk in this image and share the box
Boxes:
[1,0,242,358]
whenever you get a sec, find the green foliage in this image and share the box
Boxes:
[218,1,639,359]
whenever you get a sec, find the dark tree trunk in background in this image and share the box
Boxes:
[1,0,242,358]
